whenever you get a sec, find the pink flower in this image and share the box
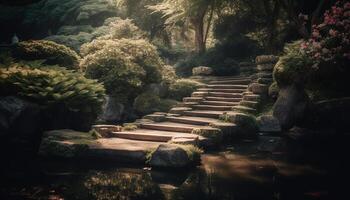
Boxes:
[344,2,350,9]
[329,29,338,36]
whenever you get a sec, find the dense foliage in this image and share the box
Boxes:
[82,47,145,102]
[13,40,81,69]
[0,66,105,130]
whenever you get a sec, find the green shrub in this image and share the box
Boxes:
[133,92,161,115]
[169,79,203,101]
[0,66,105,130]
[81,38,164,85]
[161,65,178,85]
[82,47,145,102]
[12,40,81,69]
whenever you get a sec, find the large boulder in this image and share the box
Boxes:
[223,113,258,138]
[192,66,213,76]
[100,96,124,122]
[0,96,42,155]
[273,85,309,130]
[149,144,190,168]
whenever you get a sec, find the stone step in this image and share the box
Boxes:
[140,122,206,133]
[209,79,251,85]
[177,102,198,107]
[192,92,208,97]
[240,100,259,108]
[205,96,242,102]
[243,94,261,101]
[201,100,238,106]
[183,110,224,118]
[166,116,235,127]
[198,88,247,93]
[183,97,203,102]
[111,129,199,142]
[232,105,257,114]
[192,104,232,111]
[166,116,216,126]
[207,84,248,89]
[207,92,243,98]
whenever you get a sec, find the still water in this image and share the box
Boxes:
[0,141,339,200]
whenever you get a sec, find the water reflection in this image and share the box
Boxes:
[1,149,330,200]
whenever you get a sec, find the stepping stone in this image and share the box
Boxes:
[183,110,225,118]
[192,104,232,111]
[176,102,198,107]
[207,84,248,89]
[201,100,238,106]
[183,97,203,102]
[209,79,251,85]
[197,88,246,93]
[243,94,261,101]
[205,96,242,102]
[143,114,166,122]
[140,122,207,133]
[232,105,257,114]
[208,92,242,98]
[192,91,209,97]
[169,107,192,115]
[166,116,225,126]
[111,129,201,142]
[240,100,259,109]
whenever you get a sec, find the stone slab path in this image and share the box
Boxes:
[114,75,252,148]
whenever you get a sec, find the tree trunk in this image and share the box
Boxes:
[191,17,206,54]
[190,3,208,54]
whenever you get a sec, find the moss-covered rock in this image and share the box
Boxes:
[255,55,279,64]
[273,41,313,87]
[38,129,94,158]
[222,113,258,138]
[148,144,202,168]
[268,82,279,100]
[13,40,81,69]
[191,128,223,145]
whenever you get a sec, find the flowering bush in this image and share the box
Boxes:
[301,0,350,67]
[274,1,350,99]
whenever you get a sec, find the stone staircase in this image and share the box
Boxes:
[111,76,253,149]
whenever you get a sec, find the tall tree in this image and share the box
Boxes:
[148,0,223,53]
